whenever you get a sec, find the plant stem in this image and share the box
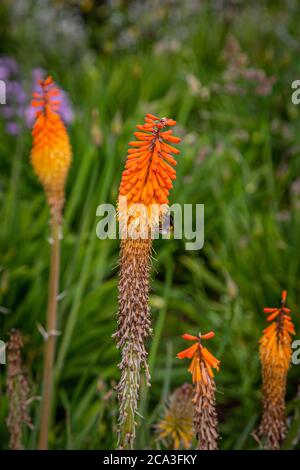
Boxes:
[118,343,139,449]
[38,219,61,450]
[115,238,152,449]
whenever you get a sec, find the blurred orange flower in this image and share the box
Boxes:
[30,76,72,221]
[260,290,295,369]
[257,290,296,449]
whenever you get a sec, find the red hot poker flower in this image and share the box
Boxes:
[119,114,181,206]
[261,290,295,368]
[115,115,182,449]
[31,76,61,114]
[257,290,296,449]
[178,331,220,450]
[30,76,72,222]
[30,77,72,449]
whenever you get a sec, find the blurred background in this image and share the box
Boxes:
[0,0,300,450]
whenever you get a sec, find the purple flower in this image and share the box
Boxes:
[24,68,74,128]
[0,57,25,134]
[0,55,74,135]
[6,122,20,135]
[0,57,18,80]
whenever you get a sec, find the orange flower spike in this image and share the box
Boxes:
[177,332,220,384]
[178,332,220,450]
[30,76,73,450]
[30,76,72,222]
[116,115,182,449]
[119,115,181,205]
[261,291,295,338]
[258,290,297,449]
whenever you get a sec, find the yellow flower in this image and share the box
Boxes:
[156,384,194,449]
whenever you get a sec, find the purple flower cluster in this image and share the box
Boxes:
[0,57,26,135]
[0,56,74,135]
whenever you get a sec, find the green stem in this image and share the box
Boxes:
[38,219,61,450]
[118,343,139,450]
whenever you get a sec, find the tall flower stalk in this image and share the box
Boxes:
[6,330,33,450]
[115,114,181,449]
[257,290,295,449]
[30,76,72,449]
[177,332,220,450]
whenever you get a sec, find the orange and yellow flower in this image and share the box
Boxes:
[30,76,72,221]
[260,290,295,369]
[118,115,181,236]
[116,115,181,448]
[257,290,296,449]
[119,114,181,206]
[177,331,220,450]
[177,332,220,384]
